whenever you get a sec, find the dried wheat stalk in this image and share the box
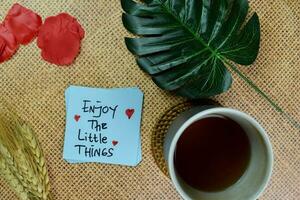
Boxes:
[0,112,52,200]
[0,156,29,200]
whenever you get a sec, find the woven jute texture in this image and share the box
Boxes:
[0,0,299,199]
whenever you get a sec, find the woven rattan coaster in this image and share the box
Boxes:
[151,99,219,177]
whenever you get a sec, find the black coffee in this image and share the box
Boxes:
[174,116,251,192]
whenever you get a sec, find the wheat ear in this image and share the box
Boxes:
[0,116,44,199]
[18,124,51,200]
[0,112,52,200]
[0,149,29,200]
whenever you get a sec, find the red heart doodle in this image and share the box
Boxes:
[74,114,80,122]
[125,109,135,119]
[112,140,118,146]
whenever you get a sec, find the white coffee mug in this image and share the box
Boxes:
[164,105,273,200]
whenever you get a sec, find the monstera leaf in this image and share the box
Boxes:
[122,0,260,98]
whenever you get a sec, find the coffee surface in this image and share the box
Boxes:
[174,116,251,192]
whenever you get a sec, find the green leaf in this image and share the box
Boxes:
[122,0,260,98]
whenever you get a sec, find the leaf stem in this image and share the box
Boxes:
[222,58,300,129]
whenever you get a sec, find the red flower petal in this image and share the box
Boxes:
[4,3,42,45]
[0,38,6,55]
[37,13,85,66]
[0,24,19,63]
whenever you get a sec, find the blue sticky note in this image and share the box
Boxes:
[63,86,143,166]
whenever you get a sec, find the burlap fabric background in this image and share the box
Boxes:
[0,0,299,199]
